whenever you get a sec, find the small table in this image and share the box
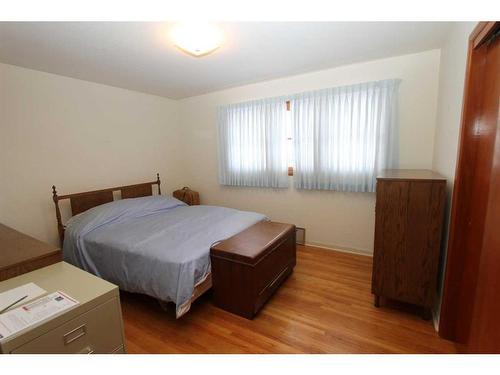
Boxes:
[0,224,62,282]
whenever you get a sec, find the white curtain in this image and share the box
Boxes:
[217,97,289,188]
[292,79,401,192]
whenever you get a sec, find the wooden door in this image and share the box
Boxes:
[439,22,500,353]
[466,29,500,353]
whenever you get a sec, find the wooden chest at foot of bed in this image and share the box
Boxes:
[210,221,296,319]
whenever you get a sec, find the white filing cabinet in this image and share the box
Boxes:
[0,262,126,354]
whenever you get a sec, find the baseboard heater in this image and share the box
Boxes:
[295,227,305,245]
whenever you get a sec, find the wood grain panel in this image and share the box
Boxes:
[404,181,431,305]
[0,252,62,282]
[463,29,500,353]
[121,245,458,353]
[70,191,114,216]
[121,183,152,199]
[439,23,500,347]
[210,223,296,319]
[372,172,446,315]
[372,180,409,301]
[405,181,445,307]
[0,223,62,281]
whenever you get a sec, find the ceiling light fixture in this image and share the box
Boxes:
[170,22,223,57]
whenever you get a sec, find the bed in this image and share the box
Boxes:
[52,174,266,317]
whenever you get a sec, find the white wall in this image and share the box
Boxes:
[433,23,475,181]
[431,22,476,326]
[0,63,182,247]
[179,50,442,254]
[0,48,446,255]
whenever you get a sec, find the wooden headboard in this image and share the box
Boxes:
[52,174,161,245]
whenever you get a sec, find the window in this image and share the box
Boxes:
[217,97,289,188]
[217,79,400,192]
[292,79,401,192]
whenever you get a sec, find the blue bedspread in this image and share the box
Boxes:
[63,196,266,317]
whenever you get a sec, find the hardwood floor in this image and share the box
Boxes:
[121,245,457,353]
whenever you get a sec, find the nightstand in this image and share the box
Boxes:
[0,262,126,354]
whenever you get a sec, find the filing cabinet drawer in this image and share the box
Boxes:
[11,297,123,354]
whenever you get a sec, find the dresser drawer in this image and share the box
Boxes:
[11,297,123,354]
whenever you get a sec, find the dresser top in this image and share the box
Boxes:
[0,224,61,271]
[377,169,446,181]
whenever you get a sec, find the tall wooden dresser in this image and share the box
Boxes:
[371,170,446,318]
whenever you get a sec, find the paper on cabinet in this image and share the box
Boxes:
[0,282,46,312]
[0,291,79,341]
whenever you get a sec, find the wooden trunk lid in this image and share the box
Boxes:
[210,221,295,265]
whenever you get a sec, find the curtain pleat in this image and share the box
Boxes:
[217,79,400,191]
[292,79,401,192]
[217,97,289,188]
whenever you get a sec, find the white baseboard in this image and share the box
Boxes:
[304,241,373,257]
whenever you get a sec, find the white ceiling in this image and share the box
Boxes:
[0,22,452,99]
